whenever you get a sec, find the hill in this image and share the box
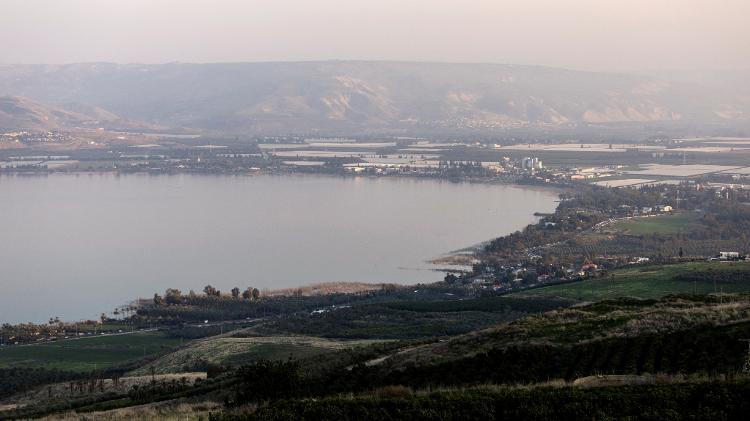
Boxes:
[375,294,750,372]
[0,95,163,131]
[0,96,101,131]
[4,293,750,419]
[0,62,747,134]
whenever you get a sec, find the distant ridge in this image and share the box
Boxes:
[0,61,746,133]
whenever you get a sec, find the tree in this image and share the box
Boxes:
[153,293,163,306]
[252,288,260,300]
[242,288,253,300]
[444,273,459,284]
[203,285,219,297]
[679,247,684,258]
[522,271,538,285]
[231,287,240,299]
[233,361,301,404]
[165,288,182,305]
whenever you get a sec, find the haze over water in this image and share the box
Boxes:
[0,174,558,323]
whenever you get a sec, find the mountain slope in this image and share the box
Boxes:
[0,96,95,130]
[0,95,164,131]
[0,61,746,133]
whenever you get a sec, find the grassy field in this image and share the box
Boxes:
[512,261,750,301]
[0,331,181,372]
[32,400,221,421]
[612,212,702,235]
[133,335,385,375]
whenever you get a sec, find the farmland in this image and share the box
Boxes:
[0,332,181,371]
[511,261,750,301]
[612,212,703,235]
[624,164,742,177]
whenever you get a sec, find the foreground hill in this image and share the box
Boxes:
[0,62,747,134]
[6,261,750,418]
[3,291,750,419]
[376,295,750,373]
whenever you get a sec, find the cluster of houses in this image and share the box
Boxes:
[639,205,673,214]
[459,260,610,294]
[460,248,748,295]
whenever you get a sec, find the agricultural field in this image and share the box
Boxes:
[612,212,703,235]
[0,332,181,372]
[624,164,742,177]
[511,261,750,301]
[500,143,665,153]
[591,178,655,188]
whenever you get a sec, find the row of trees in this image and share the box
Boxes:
[153,285,260,306]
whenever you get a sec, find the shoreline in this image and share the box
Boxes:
[0,167,568,191]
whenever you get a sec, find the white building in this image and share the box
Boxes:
[657,205,674,213]
[719,251,740,260]
[521,157,543,171]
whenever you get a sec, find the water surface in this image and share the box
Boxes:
[0,174,558,323]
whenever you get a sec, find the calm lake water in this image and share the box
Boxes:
[0,174,558,323]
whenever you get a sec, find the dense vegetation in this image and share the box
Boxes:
[214,381,750,421]
[0,368,82,399]
[356,320,750,388]
[259,297,569,339]
[136,284,476,324]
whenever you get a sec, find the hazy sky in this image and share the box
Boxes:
[1,0,748,73]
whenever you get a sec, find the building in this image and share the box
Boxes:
[581,263,598,272]
[719,251,740,260]
[521,157,543,172]
[657,205,674,213]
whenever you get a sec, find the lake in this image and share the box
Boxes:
[0,174,558,323]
